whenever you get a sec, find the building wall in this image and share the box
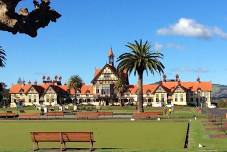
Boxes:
[172,92,187,105]
[43,93,57,106]
[10,93,39,106]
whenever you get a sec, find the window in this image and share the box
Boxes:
[103,73,110,79]
[34,99,36,102]
[14,99,16,102]
[190,98,193,102]
[175,94,178,102]
[29,95,32,102]
[96,89,99,94]
[180,94,184,102]
[51,95,55,102]
[46,95,49,102]
[161,94,164,102]
[101,85,110,95]
[156,94,159,102]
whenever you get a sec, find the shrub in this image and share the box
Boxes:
[217,99,227,108]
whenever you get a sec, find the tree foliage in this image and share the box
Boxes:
[68,75,83,94]
[117,40,165,112]
[0,0,61,37]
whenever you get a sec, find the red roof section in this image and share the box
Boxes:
[143,84,159,94]
[94,68,101,78]
[81,85,93,95]
[161,81,212,92]
[10,81,212,95]
[10,84,32,94]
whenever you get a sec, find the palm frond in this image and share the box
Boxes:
[0,46,6,68]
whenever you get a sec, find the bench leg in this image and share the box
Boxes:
[90,141,94,151]
[60,142,66,151]
[32,142,39,151]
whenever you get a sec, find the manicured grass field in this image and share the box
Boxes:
[0,120,187,152]
[189,120,227,151]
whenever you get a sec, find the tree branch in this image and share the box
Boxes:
[0,0,61,37]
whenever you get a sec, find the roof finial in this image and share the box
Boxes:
[108,47,114,57]
[176,74,180,82]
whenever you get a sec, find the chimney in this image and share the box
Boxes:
[34,81,38,85]
[28,80,31,85]
[163,74,167,82]
[176,74,180,82]
[47,76,50,80]
[197,76,201,83]
[59,76,62,81]
[54,75,58,81]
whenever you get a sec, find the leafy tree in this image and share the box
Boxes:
[0,46,6,68]
[68,75,83,104]
[0,0,61,37]
[117,40,165,112]
[0,82,8,107]
[114,76,128,106]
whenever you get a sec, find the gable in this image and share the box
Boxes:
[45,86,56,94]
[19,88,25,93]
[155,86,166,93]
[27,86,38,94]
[91,64,119,83]
[174,86,185,92]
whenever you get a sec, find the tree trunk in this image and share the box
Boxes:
[0,0,61,37]
[137,71,144,112]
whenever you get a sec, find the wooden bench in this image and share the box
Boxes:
[45,112,64,119]
[132,111,162,119]
[31,131,95,151]
[18,113,40,120]
[76,112,99,119]
[98,112,113,116]
[0,112,17,118]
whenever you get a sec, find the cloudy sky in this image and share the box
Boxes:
[1,0,227,87]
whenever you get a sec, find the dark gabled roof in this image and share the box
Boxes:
[91,64,119,83]
[44,85,68,95]
[171,84,188,93]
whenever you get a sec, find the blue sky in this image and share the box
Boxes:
[1,0,227,87]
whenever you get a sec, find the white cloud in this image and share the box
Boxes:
[154,42,163,50]
[172,67,209,74]
[154,42,184,50]
[157,18,227,39]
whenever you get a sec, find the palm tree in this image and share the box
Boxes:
[68,75,83,104]
[114,77,128,106]
[117,40,165,112]
[0,46,6,68]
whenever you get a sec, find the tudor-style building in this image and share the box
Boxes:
[90,49,128,102]
[9,49,212,107]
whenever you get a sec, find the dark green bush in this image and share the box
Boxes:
[217,99,227,108]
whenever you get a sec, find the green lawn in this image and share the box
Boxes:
[189,120,227,151]
[0,120,187,152]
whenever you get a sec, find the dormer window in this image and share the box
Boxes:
[146,90,151,96]
[86,90,90,97]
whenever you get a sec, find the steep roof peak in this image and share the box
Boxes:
[108,48,114,57]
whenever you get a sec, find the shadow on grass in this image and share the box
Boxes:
[35,147,122,151]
